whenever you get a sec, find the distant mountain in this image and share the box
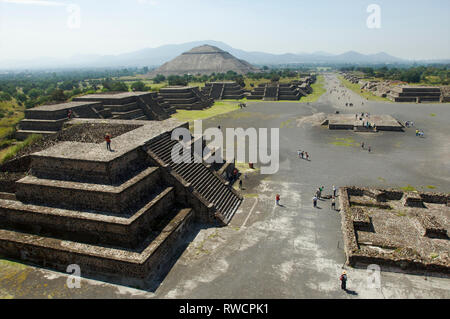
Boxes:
[0,40,419,70]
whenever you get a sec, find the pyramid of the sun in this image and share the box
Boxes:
[150,45,259,76]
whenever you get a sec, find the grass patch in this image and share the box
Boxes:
[338,76,391,102]
[426,185,437,190]
[400,185,417,192]
[329,137,359,147]
[430,113,437,117]
[299,75,326,103]
[0,134,43,164]
[244,193,259,198]
[396,211,407,217]
[235,162,260,174]
[280,119,294,128]
[172,101,240,122]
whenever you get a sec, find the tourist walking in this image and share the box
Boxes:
[239,179,243,190]
[333,185,337,197]
[331,196,336,210]
[105,133,112,151]
[313,195,318,208]
[340,271,348,291]
[276,194,281,206]
[368,146,371,153]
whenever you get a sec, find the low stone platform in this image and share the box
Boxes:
[321,114,404,132]
[158,86,214,110]
[340,187,450,274]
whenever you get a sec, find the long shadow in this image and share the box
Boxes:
[345,289,358,296]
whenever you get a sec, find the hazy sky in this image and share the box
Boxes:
[0,0,449,61]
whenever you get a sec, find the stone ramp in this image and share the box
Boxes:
[145,132,242,224]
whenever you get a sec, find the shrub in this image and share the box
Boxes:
[1,134,43,164]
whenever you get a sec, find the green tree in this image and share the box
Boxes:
[131,81,148,91]
[50,89,66,102]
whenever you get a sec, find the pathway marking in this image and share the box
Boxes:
[241,197,259,229]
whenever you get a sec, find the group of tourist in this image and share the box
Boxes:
[312,185,338,210]
[416,129,425,137]
[297,150,310,161]
[405,121,415,128]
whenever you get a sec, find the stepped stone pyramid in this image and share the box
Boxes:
[0,119,242,287]
[201,81,245,100]
[158,86,214,110]
[150,45,259,76]
[388,86,442,103]
[16,92,170,141]
[247,83,302,101]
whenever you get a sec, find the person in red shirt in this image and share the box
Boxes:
[105,133,112,151]
[276,194,280,206]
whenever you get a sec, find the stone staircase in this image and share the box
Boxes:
[264,86,278,101]
[146,132,242,224]
[208,83,224,100]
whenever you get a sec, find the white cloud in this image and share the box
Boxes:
[0,0,66,6]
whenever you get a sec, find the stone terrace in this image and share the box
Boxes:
[339,187,450,274]
[247,83,308,101]
[16,101,102,140]
[16,92,171,141]
[388,86,442,103]
[158,86,214,110]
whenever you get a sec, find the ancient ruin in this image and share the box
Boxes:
[0,118,242,288]
[339,187,449,273]
[158,86,214,110]
[388,86,442,103]
[16,92,171,140]
[321,114,404,132]
[201,81,245,100]
[149,45,259,77]
[247,83,300,101]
